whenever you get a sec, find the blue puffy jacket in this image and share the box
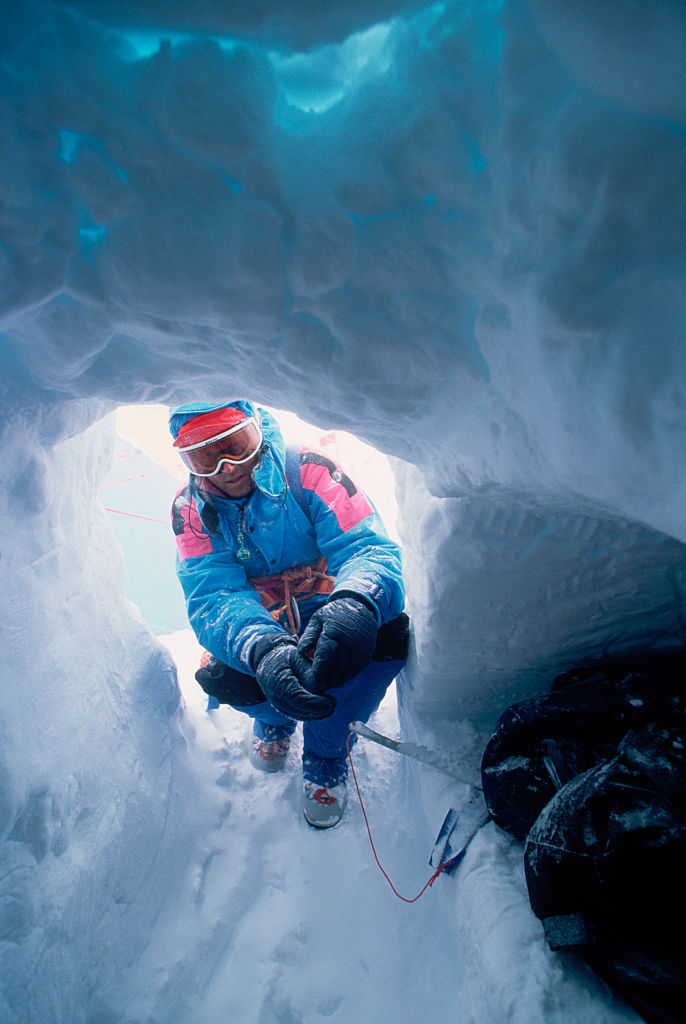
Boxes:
[169,400,405,674]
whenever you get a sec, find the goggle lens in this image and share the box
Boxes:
[177,417,263,476]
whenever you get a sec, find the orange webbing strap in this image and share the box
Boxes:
[251,556,335,635]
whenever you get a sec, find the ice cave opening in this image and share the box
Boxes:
[103,402,401,638]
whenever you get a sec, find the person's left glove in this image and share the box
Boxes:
[297,594,378,690]
[252,634,336,720]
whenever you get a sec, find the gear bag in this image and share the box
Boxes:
[481,650,686,1024]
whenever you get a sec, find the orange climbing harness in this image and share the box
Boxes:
[250,556,335,635]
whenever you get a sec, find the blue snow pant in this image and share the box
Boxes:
[235,658,405,760]
[196,614,409,761]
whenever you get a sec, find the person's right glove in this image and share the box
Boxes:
[297,594,379,690]
[252,633,336,721]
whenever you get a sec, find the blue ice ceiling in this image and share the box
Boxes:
[2,0,685,546]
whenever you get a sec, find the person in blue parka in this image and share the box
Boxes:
[169,399,408,828]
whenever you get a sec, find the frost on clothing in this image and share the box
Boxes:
[170,403,404,674]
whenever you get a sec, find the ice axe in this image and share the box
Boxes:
[349,721,490,874]
[349,721,483,787]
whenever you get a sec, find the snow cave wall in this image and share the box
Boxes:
[1,0,686,1017]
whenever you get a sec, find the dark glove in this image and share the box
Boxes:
[297,594,378,690]
[252,634,336,721]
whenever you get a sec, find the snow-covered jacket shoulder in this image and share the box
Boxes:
[170,407,404,673]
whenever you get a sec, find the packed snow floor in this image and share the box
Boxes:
[153,630,462,1024]
[139,630,639,1024]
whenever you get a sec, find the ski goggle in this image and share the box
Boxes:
[175,415,263,476]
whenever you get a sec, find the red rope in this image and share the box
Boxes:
[99,471,159,489]
[346,732,451,903]
[99,460,167,522]
[103,507,169,525]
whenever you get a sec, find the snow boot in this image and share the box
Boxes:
[249,723,294,773]
[302,751,348,828]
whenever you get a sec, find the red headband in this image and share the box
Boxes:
[173,407,247,448]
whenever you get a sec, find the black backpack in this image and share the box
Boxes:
[481,651,686,1024]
